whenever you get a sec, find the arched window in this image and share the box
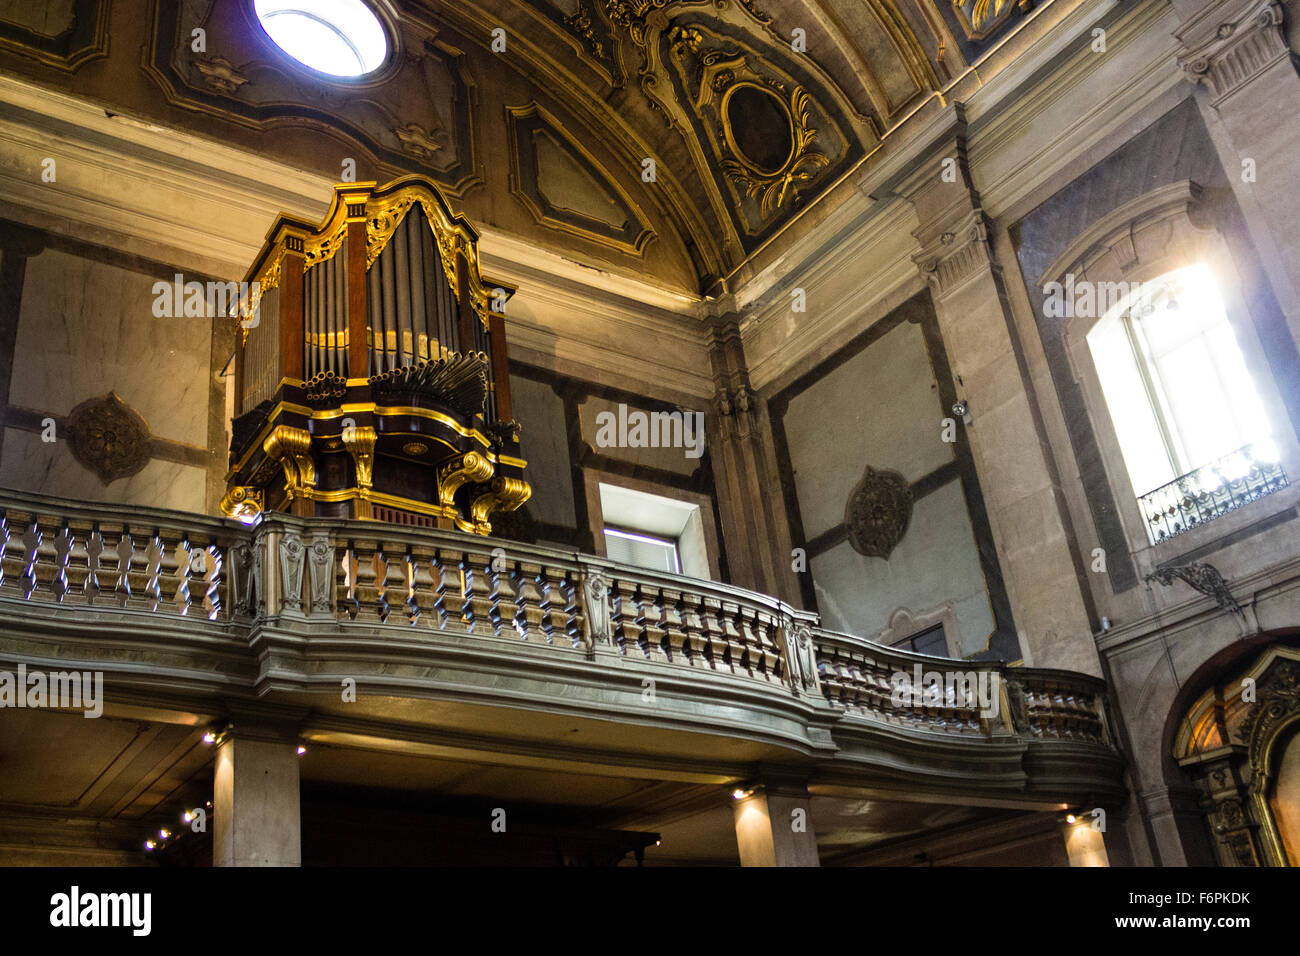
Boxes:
[254,0,388,78]
[1086,264,1285,542]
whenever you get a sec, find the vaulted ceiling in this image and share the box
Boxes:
[0,0,1036,292]
[417,0,1029,288]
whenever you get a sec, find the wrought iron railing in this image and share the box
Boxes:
[1138,443,1288,544]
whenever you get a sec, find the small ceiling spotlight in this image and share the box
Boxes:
[158,829,170,840]
[202,732,216,744]
[1066,814,1077,824]
[296,745,307,756]
[182,811,193,823]
[731,788,752,800]
[144,840,156,851]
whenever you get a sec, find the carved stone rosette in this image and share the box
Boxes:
[845,465,913,559]
[66,392,152,484]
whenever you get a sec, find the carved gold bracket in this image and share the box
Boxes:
[438,451,495,508]
[469,477,532,534]
[263,425,315,500]
[342,425,378,490]
[219,485,264,521]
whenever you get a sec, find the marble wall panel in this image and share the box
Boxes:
[810,481,995,657]
[1,427,204,511]
[511,374,576,528]
[10,247,212,445]
[783,318,949,538]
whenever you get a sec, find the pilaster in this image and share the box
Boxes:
[706,311,802,605]
[1176,0,1300,347]
[896,107,1099,674]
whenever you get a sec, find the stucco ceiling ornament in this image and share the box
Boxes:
[845,465,912,559]
[952,0,1029,41]
[66,392,152,485]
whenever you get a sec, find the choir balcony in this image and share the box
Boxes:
[0,487,1124,860]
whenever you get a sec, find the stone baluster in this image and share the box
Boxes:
[535,567,563,646]
[428,549,449,630]
[561,572,584,649]
[141,529,163,611]
[720,601,745,674]
[63,521,92,604]
[401,547,422,626]
[51,523,73,603]
[84,526,104,605]
[460,551,493,634]
[351,541,379,621]
[611,579,640,655]
[371,543,391,624]
[635,585,664,660]
[0,510,9,592]
[512,561,543,642]
[487,554,515,638]
[756,612,783,683]
[202,544,224,620]
[699,596,725,669]
[338,541,361,620]
[680,592,704,666]
[172,536,194,615]
[20,518,41,600]
[659,589,686,662]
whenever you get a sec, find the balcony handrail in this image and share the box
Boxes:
[0,487,1112,744]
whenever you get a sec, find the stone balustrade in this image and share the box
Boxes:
[0,490,1111,744]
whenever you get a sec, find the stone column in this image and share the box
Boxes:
[1175,0,1300,346]
[896,113,1100,675]
[1063,817,1111,867]
[731,784,819,867]
[706,311,802,605]
[213,728,302,867]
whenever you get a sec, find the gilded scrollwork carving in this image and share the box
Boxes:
[718,85,829,217]
[469,477,533,533]
[951,0,1030,42]
[192,55,248,94]
[438,452,495,508]
[263,426,316,499]
[341,425,378,491]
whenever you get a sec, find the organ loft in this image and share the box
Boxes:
[221,176,531,532]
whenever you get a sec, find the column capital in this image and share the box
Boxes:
[912,205,995,298]
[1175,0,1290,104]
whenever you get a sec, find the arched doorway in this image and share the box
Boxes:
[1171,643,1300,865]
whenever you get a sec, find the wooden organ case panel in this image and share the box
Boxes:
[222,177,529,534]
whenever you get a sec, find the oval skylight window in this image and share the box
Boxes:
[254,0,388,77]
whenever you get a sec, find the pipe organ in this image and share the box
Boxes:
[221,176,530,532]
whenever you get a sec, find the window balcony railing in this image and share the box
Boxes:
[1137,443,1288,545]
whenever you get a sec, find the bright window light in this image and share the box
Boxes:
[1087,264,1271,496]
[254,0,388,77]
[604,528,682,575]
